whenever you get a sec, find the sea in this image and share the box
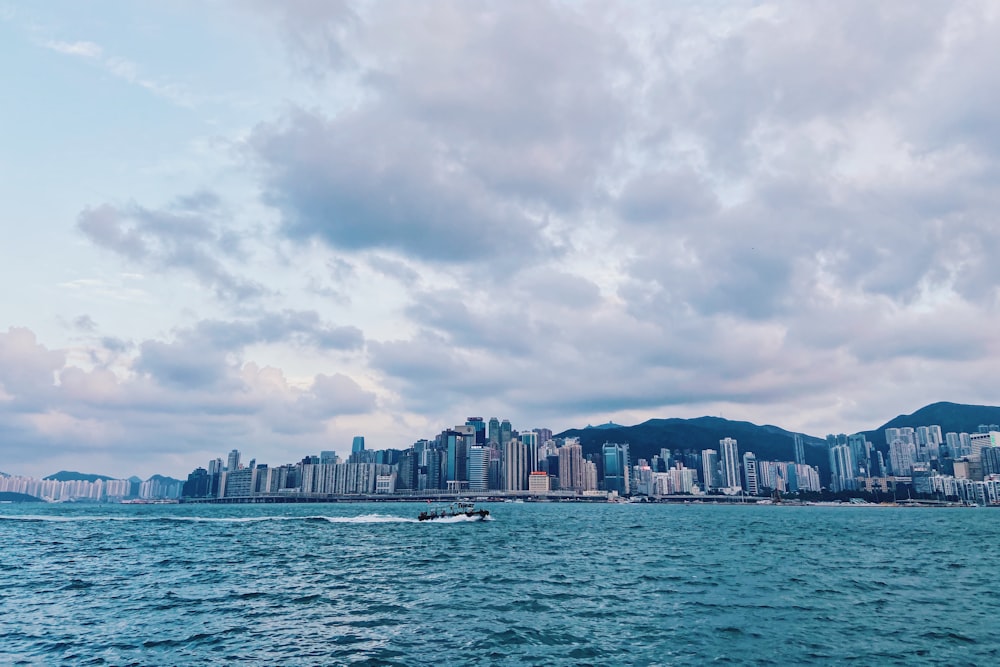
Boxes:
[1,502,997,666]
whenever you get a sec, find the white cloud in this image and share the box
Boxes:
[44,39,103,58]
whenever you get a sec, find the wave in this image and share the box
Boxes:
[0,514,420,524]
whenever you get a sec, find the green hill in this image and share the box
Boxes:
[859,401,1000,450]
[43,471,117,483]
[557,416,828,474]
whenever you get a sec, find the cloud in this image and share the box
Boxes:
[77,195,268,300]
[247,2,635,269]
[44,40,103,58]
[0,326,377,477]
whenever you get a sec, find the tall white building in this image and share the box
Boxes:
[468,445,490,491]
[889,439,916,477]
[504,439,527,491]
[719,438,741,493]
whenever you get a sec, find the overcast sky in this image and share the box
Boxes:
[3,1,999,479]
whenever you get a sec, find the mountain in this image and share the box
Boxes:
[557,416,828,473]
[0,491,44,503]
[858,401,1000,451]
[145,474,183,484]
[44,471,117,483]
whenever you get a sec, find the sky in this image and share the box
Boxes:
[2,1,1000,480]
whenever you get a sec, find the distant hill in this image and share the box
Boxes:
[557,416,828,474]
[0,491,44,503]
[556,402,1000,481]
[145,474,183,484]
[859,401,1000,450]
[44,471,117,482]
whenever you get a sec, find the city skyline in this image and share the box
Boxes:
[5,3,1000,481]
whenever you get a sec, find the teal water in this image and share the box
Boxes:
[1,502,997,665]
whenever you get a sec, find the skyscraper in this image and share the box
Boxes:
[793,434,805,466]
[468,446,490,491]
[829,444,857,491]
[227,449,241,472]
[466,417,486,445]
[742,452,758,495]
[488,417,500,445]
[559,440,584,491]
[701,449,719,492]
[520,431,539,472]
[504,438,527,491]
[603,442,629,495]
[500,419,513,447]
[719,438,741,492]
[352,436,365,454]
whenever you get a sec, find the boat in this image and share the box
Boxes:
[418,502,490,521]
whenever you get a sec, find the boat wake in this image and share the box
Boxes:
[0,514,420,524]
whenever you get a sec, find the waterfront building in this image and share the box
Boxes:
[520,431,539,472]
[583,460,598,492]
[668,465,696,494]
[559,440,585,491]
[701,449,719,492]
[397,449,417,490]
[227,449,241,472]
[468,445,490,491]
[742,452,759,495]
[847,433,870,476]
[375,474,397,494]
[829,444,857,492]
[603,442,630,495]
[222,467,253,497]
[504,438,528,491]
[528,471,550,493]
[719,438,741,493]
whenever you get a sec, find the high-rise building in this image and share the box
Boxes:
[742,452,759,495]
[533,428,553,444]
[466,417,486,445]
[227,449,241,472]
[504,439,528,491]
[603,442,629,495]
[488,417,500,445]
[829,444,857,492]
[320,450,338,465]
[559,440,584,491]
[889,439,916,477]
[520,432,539,472]
[719,438,741,492]
[701,449,719,492]
[468,446,490,491]
[500,419,513,447]
[352,436,365,454]
[793,434,805,465]
[847,433,870,477]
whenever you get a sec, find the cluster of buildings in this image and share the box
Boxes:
[826,424,1000,505]
[181,417,825,502]
[1,475,133,502]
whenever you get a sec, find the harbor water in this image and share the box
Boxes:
[1,502,997,665]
